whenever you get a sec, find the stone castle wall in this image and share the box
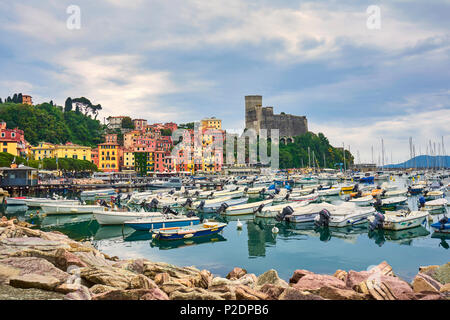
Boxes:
[245,95,308,137]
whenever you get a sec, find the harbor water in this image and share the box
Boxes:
[2,178,449,283]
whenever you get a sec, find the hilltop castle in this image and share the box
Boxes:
[245,95,308,140]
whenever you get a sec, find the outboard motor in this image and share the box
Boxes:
[194,191,200,197]
[373,197,382,210]
[369,212,385,231]
[216,203,229,214]
[253,203,265,213]
[196,200,206,211]
[314,209,331,227]
[99,199,110,208]
[352,184,359,192]
[168,189,175,195]
[284,193,290,201]
[149,198,159,210]
[186,211,197,218]
[259,188,266,196]
[275,206,294,222]
[162,206,178,215]
[275,187,281,195]
[208,192,214,199]
[181,198,193,208]
[318,185,323,191]
[438,216,449,230]
[266,194,275,200]
[244,187,249,193]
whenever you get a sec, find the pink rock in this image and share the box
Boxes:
[293,274,347,292]
[289,269,314,284]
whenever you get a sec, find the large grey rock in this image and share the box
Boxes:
[0,257,69,282]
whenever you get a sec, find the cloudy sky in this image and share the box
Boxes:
[0,0,449,164]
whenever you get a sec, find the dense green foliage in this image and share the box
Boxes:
[160,129,172,136]
[0,102,105,147]
[278,132,353,169]
[121,117,134,129]
[0,152,97,171]
[178,122,194,130]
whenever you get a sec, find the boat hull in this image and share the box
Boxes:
[154,224,226,240]
[125,217,200,231]
[93,211,162,225]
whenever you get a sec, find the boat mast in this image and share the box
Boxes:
[342,142,346,172]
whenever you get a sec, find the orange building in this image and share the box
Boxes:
[22,95,33,105]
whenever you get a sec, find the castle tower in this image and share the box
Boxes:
[245,95,262,131]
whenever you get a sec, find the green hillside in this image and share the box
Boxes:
[0,101,105,147]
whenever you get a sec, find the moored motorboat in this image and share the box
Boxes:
[124,214,201,231]
[24,198,80,208]
[93,209,163,225]
[431,217,450,234]
[41,204,103,215]
[375,196,408,211]
[255,201,309,218]
[151,221,227,240]
[219,199,274,216]
[4,197,29,206]
[421,198,448,214]
[368,210,429,231]
[349,195,374,206]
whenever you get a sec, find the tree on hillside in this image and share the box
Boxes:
[71,97,102,119]
[0,98,2,104]
[64,97,73,112]
[18,93,23,103]
[12,94,18,103]
[121,117,134,129]
[6,97,11,103]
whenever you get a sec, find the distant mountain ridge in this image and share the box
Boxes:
[383,155,450,168]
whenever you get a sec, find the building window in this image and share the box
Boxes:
[2,148,6,152]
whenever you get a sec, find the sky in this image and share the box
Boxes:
[0,0,449,164]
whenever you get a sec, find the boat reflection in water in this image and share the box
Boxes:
[94,225,135,241]
[431,232,450,250]
[311,225,369,243]
[149,234,227,250]
[39,216,99,241]
[368,226,430,247]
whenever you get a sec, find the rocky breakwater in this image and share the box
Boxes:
[0,217,448,300]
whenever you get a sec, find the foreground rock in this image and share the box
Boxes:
[0,217,448,300]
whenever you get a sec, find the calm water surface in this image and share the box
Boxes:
[2,178,449,282]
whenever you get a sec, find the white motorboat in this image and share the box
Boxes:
[41,204,103,215]
[381,189,408,198]
[80,188,117,200]
[368,210,429,231]
[375,196,408,210]
[93,208,164,225]
[219,199,274,216]
[314,205,376,227]
[424,190,444,201]
[255,201,309,218]
[349,195,374,206]
[283,202,341,223]
[317,188,340,197]
[422,198,448,214]
[196,197,249,213]
[288,192,319,202]
[4,197,29,206]
[24,198,80,208]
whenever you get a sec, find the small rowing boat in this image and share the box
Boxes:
[152,221,227,240]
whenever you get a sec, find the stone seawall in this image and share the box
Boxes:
[0,217,448,300]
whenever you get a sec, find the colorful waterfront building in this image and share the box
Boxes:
[133,119,147,131]
[0,121,30,157]
[31,142,91,161]
[98,143,119,172]
[201,117,222,130]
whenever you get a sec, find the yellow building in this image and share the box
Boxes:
[0,140,19,156]
[31,142,91,161]
[201,117,222,130]
[31,142,56,160]
[124,150,135,170]
[98,143,119,172]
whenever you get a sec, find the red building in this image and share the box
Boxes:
[0,121,29,157]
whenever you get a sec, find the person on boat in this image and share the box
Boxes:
[418,196,426,209]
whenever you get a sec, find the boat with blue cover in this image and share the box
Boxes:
[431,217,450,234]
[152,221,227,240]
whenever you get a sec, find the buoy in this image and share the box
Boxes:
[236,219,243,229]
[272,226,279,234]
